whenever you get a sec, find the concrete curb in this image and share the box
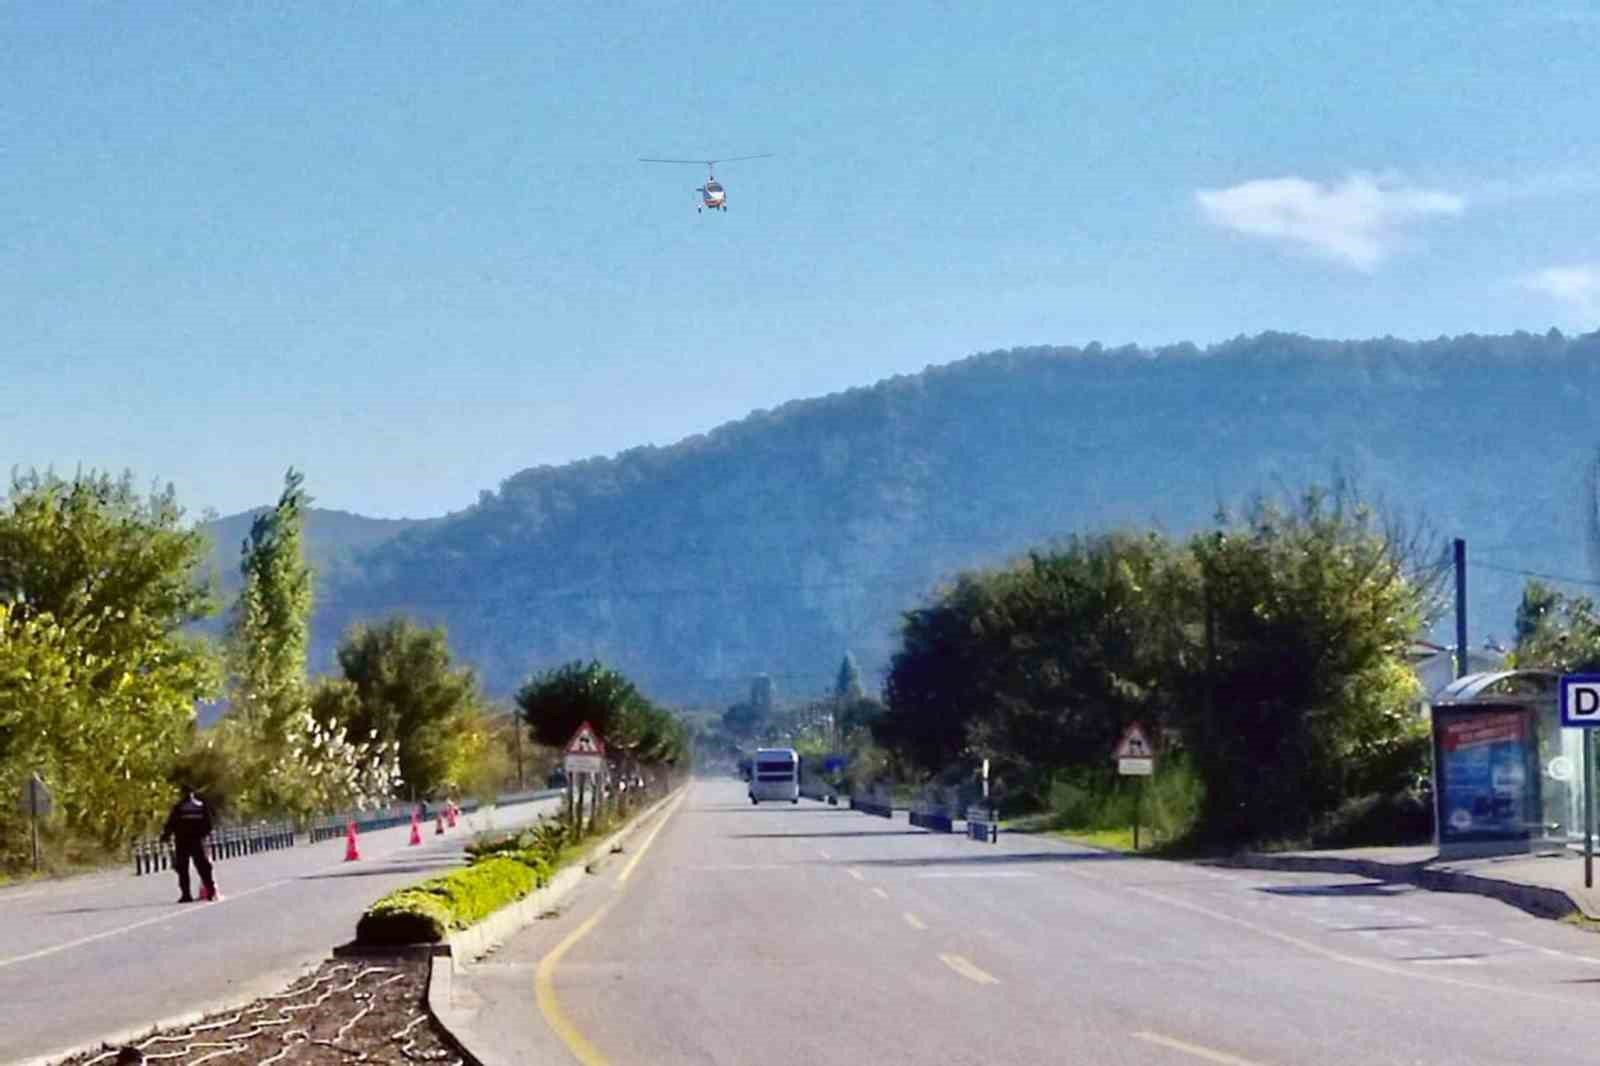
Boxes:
[1222,852,1586,921]
[426,787,686,1065]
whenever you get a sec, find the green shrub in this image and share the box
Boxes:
[1043,755,1205,846]
[1307,791,1431,850]
[1144,754,1205,842]
[503,848,553,885]
[465,831,527,861]
[356,857,539,945]
[1046,774,1098,826]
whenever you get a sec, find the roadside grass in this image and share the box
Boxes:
[1,831,127,885]
[1052,827,1138,852]
[1560,912,1600,934]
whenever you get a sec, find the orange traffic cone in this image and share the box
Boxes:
[408,813,422,846]
[344,822,361,862]
[435,812,446,835]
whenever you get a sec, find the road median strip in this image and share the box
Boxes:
[424,786,687,1065]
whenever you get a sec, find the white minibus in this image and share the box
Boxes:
[749,747,800,804]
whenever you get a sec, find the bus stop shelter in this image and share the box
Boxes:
[1429,670,1583,859]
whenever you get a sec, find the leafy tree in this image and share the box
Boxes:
[229,470,314,737]
[879,533,1179,794]
[1179,489,1430,842]
[835,696,884,739]
[0,470,216,647]
[751,674,777,714]
[834,653,864,703]
[609,701,688,769]
[878,483,1435,844]
[313,617,487,798]
[1514,580,1562,649]
[516,660,648,750]
[1511,580,1600,672]
[222,471,397,815]
[0,472,221,855]
[721,701,767,742]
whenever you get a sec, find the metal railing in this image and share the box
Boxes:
[909,799,955,833]
[131,820,297,875]
[136,786,573,873]
[965,805,999,843]
[307,803,419,844]
[850,786,894,819]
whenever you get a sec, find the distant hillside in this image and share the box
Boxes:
[199,507,434,607]
[313,329,1600,705]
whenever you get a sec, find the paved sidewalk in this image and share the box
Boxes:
[1228,843,1600,920]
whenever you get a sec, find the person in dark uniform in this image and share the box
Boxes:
[160,785,218,903]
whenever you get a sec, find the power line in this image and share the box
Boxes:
[1473,561,1600,588]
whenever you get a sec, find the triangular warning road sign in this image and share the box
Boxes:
[565,721,606,756]
[1113,723,1153,760]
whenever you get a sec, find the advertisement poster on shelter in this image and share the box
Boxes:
[1438,711,1533,842]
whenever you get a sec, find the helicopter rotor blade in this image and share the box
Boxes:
[638,154,773,165]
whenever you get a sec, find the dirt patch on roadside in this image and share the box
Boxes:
[57,957,461,1066]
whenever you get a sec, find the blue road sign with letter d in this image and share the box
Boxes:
[1560,674,1600,728]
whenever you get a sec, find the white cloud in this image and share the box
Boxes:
[1195,174,1465,270]
[1521,265,1600,319]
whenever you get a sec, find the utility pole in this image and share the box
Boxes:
[1203,568,1217,730]
[1454,538,1469,679]
[29,775,41,872]
[512,715,525,791]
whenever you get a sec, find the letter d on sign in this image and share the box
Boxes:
[1561,676,1600,727]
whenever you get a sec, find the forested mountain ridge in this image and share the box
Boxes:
[200,508,436,601]
[308,329,1600,704]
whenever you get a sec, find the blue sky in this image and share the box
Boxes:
[4,2,1599,518]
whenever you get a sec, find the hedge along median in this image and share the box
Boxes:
[357,856,544,946]
[355,787,676,948]
[356,823,570,946]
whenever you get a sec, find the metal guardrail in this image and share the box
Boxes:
[965,805,999,843]
[486,787,564,809]
[909,803,954,833]
[137,787,573,874]
[850,790,894,819]
[307,803,418,844]
[131,820,297,875]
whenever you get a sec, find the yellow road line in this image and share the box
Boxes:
[617,791,686,886]
[535,790,686,1066]
[871,887,889,900]
[534,905,617,1066]
[938,953,999,985]
[903,912,927,930]
[1132,1031,1268,1065]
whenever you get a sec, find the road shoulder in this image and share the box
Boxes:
[429,789,686,1066]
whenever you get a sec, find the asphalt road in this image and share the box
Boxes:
[457,779,1600,1066]
[1,796,559,1065]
